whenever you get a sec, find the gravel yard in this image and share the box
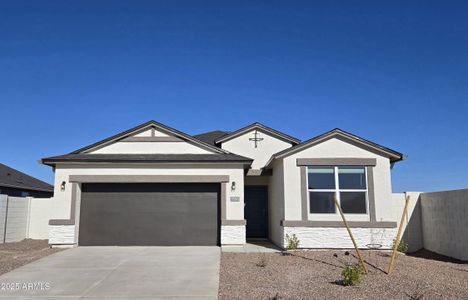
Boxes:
[219,250,468,299]
[0,239,63,275]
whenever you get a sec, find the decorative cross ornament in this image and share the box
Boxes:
[249,130,264,148]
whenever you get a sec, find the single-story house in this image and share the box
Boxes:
[0,163,53,198]
[42,120,405,248]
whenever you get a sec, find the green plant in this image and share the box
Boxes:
[285,233,300,250]
[341,264,363,286]
[393,239,409,253]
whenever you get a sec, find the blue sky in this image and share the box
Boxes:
[1,1,467,192]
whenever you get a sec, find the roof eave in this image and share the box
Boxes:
[0,182,53,193]
[41,159,253,166]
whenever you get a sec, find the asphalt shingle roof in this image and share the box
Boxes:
[193,131,230,146]
[0,163,53,192]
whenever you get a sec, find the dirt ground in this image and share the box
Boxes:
[219,250,468,299]
[0,239,63,275]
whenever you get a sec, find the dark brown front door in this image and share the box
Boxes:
[244,186,268,238]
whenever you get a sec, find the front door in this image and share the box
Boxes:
[244,186,268,238]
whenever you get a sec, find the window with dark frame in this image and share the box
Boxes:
[308,166,368,214]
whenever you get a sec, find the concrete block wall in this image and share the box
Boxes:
[0,194,52,243]
[4,196,29,242]
[420,189,468,261]
[0,195,7,242]
[392,189,468,261]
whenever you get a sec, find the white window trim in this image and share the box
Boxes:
[307,166,370,222]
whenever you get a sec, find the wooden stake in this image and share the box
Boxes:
[387,194,411,274]
[333,195,368,274]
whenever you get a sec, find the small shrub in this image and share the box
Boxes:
[285,234,300,250]
[256,253,267,267]
[341,264,363,286]
[393,239,409,253]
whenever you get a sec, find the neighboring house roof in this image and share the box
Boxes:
[193,131,230,146]
[70,120,229,155]
[266,128,405,167]
[214,122,301,145]
[0,163,53,193]
[41,154,253,166]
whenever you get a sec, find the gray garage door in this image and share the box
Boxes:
[79,183,220,246]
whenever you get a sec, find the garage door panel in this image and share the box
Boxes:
[79,183,220,246]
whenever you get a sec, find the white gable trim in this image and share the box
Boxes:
[265,130,404,167]
[215,123,300,145]
[72,121,229,155]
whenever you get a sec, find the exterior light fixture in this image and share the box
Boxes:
[60,181,66,192]
[231,182,236,191]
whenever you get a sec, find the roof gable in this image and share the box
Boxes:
[215,122,300,145]
[266,128,405,166]
[220,128,295,169]
[71,120,228,155]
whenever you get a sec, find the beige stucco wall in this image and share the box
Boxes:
[90,141,212,154]
[28,198,53,239]
[133,128,169,137]
[51,163,245,222]
[221,130,292,169]
[391,192,423,252]
[268,160,285,246]
[281,137,394,222]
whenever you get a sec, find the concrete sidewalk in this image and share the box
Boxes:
[222,241,282,253]
[0,246,220,299]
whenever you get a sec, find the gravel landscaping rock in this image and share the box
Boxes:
[0,239,63,275]
[219,250,468,299]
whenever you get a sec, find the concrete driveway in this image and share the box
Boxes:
[0,246,220,299]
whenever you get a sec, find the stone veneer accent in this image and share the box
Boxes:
[221,225,246,245]
[49,225,247,246]
[283,227,397,249]
[49,225,75,245]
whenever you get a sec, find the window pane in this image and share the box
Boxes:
[340,192,367,214]
[309,192,336,213]
[338,167,366,189]
[308,167,335,189]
